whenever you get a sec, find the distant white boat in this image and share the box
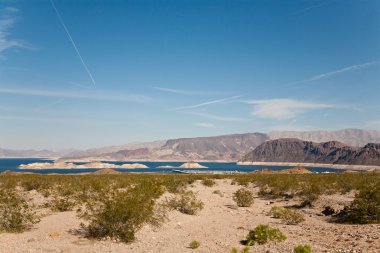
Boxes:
[172,169,188,174]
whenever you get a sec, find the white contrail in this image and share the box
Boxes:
[50,0,96,87]
[287,60,380,87]
[174,95,241,110]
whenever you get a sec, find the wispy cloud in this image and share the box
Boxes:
[70,81,93,90]
[50,0,96,87]
[175,96,241,110]
[187,111,245,122]
[0,86,152,102]
[288,61,380,87]
[0,114,114,125]
[243,98,338,120]
[2,7,19,13]
[195,122,215,128]
[153,86,221,96]
[0,7,30,58]
[290,0,337,16]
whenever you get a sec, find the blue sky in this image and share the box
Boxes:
[0,0,379,150]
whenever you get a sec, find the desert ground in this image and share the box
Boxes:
[0,178,379,253]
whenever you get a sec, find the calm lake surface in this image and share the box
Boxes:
[0,158,344,174]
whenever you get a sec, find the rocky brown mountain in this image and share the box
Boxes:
[241,139,380,166]
[158,133,268,160]
[268,129,380,147]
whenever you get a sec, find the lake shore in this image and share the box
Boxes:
[237,161,380,171]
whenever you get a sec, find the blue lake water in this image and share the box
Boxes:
[0,158,344,174]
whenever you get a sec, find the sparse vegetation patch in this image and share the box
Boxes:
[294,244,313,253]
[246,224,286,245]
[233,188,254,207]
[0,189,39,233]
[270,206,305,225]
[166,190,204,215]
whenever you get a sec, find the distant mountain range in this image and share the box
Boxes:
[1,129,380,162]
[241,139,380,166]
[64,133,268,161]
[0,148,58,158]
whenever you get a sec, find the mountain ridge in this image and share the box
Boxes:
[2,129,380,161]
[241,138,380,166]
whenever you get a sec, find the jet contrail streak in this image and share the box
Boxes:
[50,0,96,87]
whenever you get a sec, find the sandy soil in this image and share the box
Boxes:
[0,180,379,253]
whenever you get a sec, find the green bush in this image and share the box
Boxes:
[231,247,250,253]
[343,181,380,224]
[189,240,200,249]
[297,183,323,207]
[246,224,286,245]
[202,178,216,187]
[233,188,254,207]
[294,244,313,253]
[48,196,76,212]
[240,247,250,253]
[79,181,164,243]
[0,189,39,233]
[21,180,47,192]
[270,206,285,218]
[166,190,204,215]
[270,206,305,225]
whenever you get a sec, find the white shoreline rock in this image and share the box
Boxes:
[179,162,208,169]
[19,161,148,169]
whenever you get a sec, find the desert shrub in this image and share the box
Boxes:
[256,175,299,199]
[294,244,313,253]
[232,177,251,187]
[166,190,204,215]
[297,183,322,207]
[189,240,200,249]
[48,196,76,212]
[163,178,187,193]
[246,224,286,245]
[0,176,17,190]
[240,247,250,253]
[213,189,224,197]
[202,178,216,187]
[21,180,46,192]
[231,247,250,253]
[233,188,254,207]
[341,181,380,224]
[270,206,285,218]
[79,181,164,243]
[258,184,275,197]
[270,206,305,225]
[0,189,39,233]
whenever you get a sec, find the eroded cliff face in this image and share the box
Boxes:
[241,139,380,166]
[159,133,268,160]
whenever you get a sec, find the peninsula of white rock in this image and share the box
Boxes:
[19,161,148,169]
[178,162,208,169]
